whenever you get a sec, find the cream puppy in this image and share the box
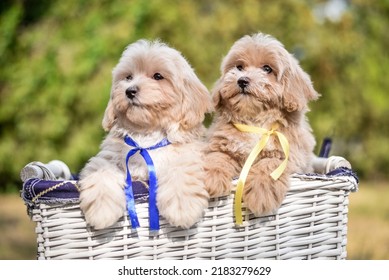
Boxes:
[79,40,212,229]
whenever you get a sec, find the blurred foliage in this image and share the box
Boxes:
[0,0,388,191]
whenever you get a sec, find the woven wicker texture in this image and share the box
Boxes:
[28,173,357,260]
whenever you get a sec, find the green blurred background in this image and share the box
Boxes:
[0,0,388,259]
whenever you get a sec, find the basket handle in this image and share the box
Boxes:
[20,160,72,182]
[312,156,352,174]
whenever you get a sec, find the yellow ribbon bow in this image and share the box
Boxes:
[233,122,290,226]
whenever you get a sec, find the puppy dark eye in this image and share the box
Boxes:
[153,73,164,80]
[126,75,132,80]
[236,65,244,71]
[262,65,273,74]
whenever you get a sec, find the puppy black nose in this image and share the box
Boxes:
[126,86,138,99]
[237,77,250,89]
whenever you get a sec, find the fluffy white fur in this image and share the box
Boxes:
[79,39,212,229]
[204,33,319,216]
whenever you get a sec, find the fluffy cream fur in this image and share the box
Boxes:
[204,33,319,216]
[79,39,212,229]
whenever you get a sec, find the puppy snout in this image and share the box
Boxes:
[125,86,139,99]
[237,77,250,89]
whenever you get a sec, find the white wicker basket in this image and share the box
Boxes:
[22,169,358,260]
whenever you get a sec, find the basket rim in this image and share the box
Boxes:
[291,172,358,191]
[20,156,358,206]
[22,169,358,208]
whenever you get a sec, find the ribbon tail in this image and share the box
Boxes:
[270,132,290,180]
[234,180,244,226]
[125,182,140,228]
[235,134,270,225]
[270,159,288,180]
[140,150,160,231]
[125,151,140,229]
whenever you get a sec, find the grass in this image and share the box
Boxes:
[347,181,389,259]
[0,180,388,260]
[0,193,36,260]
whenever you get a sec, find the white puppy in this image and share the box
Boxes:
[79,39,212,230]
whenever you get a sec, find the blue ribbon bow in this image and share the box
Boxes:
[124,135,171,231]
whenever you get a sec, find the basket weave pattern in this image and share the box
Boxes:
[28,173,357,260]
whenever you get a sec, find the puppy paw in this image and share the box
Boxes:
[158,182,209,229]
[243,178,288,216]
[243,160,289,216]
[205,167,234,197]
[79,170,126,230]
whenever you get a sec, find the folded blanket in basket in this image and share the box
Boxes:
[326,167,359,182]
[22,178,149,204]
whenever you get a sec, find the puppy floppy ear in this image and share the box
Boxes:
[211,78,224,112]
[178,76,213,130]
[282,57,320,112]
[102,97,116,132]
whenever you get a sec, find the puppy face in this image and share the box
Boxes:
[103,40,211,134]
[213,33,319,120]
